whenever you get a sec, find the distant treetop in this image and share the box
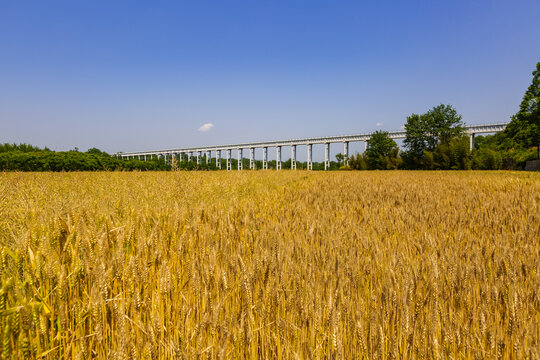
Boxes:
[0,143,50,153]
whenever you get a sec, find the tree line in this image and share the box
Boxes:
[0,145,342,172]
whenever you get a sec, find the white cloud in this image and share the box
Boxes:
[376,122,383,127]
[198,123,214,132]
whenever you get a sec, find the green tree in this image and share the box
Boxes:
[335,153,344,165]
[403,104,465,168]
[365,131,400,169]
[87,147,108,156]
[503,62,540,158]
[433,135,471,170]
[349,153,368,170]
[471,148,503,170]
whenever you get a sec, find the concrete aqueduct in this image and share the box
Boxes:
[117,123,508,170]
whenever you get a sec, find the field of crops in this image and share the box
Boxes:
[0,171,538,359]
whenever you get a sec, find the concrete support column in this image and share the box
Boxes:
[206,150,210,164]
[324,143,330,170]
[276,146,282,170]
[216,150,221,169]
[249,148,255,169]
[263,147,268,170]
[226,149,232,171]
[343,141,349,166]
[307,144,313,170]
[469,133,475,151]
[363,141,368,153]
[291,145,297,170]
[238,148,243,170]
[196,151,201,165]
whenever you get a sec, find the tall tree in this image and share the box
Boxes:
[403,113,430,160]
[403,104,465,168]
[424,104,465,146]
[503,62,540,158]
[365,131,400,169]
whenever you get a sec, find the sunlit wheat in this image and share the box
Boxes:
[0,171,538,359]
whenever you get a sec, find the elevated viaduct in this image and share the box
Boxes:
[117,123,508,170]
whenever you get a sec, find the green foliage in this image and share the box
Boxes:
[403,104,465,169]
[365,131,400,170]
[87,147,108,155]
[471,148,503,170]
[348,153,368,170]
[335,153,344,164]
[500,62,540,158]
[403,113,430,160]
[426,104,465,145]
[0,143,50,153]
[0,145,168,171]
[432,136,471,170]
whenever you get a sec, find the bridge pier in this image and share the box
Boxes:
[263,147,268,170]
[343,141,349,166]
[469,133,475,151]
[249,148,255,169]
[363,141,368,153]
[324,143,330,170]
[307,144,313,170]
[226,149,231,171]
[276,146,282,170]
[216,150,221,169]
[291,145,297,170]
[238,149,243,170]
[206,150,210,165]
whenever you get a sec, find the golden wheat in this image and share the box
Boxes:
[0,171,538,359]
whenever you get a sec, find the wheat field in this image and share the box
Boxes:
[0,171,538,359]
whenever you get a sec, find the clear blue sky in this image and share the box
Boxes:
[1,0,539,159]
